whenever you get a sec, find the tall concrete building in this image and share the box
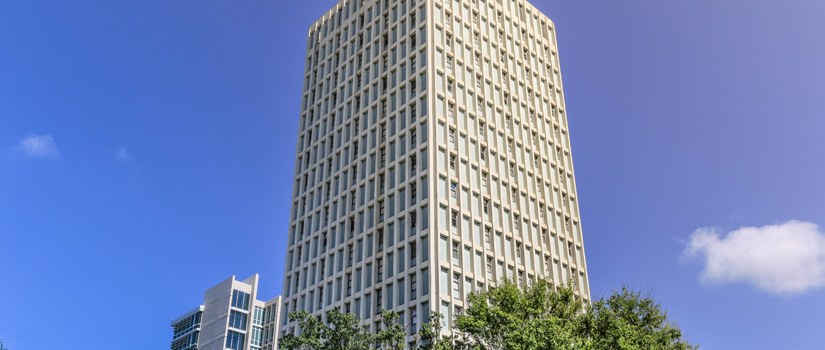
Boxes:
[170,275,282,350]
[283,0,589,343]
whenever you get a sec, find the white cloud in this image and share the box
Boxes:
[684,221,825,295]
[115,146,129,161]
[15,134,59,158]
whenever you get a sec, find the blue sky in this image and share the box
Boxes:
[1,0,824,349]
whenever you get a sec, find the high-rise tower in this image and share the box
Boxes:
[282,0,589,343]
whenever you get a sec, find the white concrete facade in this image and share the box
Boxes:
[170,275,282,350]
[283,0,589,343]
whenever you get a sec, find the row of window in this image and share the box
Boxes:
[305,0,424,102]
[304,38,425,115]
[437,154,578,217]
[171,311,202,339]
[290,210,429,270]
[252,306,264,326]
[297,100,426,176]
[293,122,428,216]
[286,229,430,298]
[438,232,585,281]
[302,1,426,134]
[309,0,425,52]
[262,303,279,326]
[170,331,199,350]
[437,172,581,238]
[439,219,584,267]
[433,89,573,170]
[285,266,431,329]
[250,326,263,347]
[437,259,588,304]
[292,175,429,246]
[262,323,277,347]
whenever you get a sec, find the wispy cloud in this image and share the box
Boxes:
[684,221,825,295]
[115,146,129,161]
[14,134,59,159]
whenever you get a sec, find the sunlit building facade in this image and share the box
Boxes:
[170,275,282,350]
[283,0,590,344]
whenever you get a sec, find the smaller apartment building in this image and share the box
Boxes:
[170,275,282,350]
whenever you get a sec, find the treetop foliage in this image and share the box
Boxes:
[280,278,697,350]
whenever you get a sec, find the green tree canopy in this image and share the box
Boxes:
[582,287,697,350]
[280,307,374,350]
[454,278,588,350]
[377,309,407,350]
[417,312,456,350]
[454,279,697,350]
[280,279,697,350]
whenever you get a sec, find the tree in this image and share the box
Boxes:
[582,287,697,350]
[454,279,698,350]
[377,309,407,350]
[280,280,697,350]
[0,340,7,350]
[416,312,456,350]
[280,307,374,350]
[454,278,588,350]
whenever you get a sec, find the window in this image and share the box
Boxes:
[411,154,417,173]
[410,211,417,233]
[452,241,459,266]
[377,258,384,282]
[411,242,418,266]
[253,306,264,326]
[451,210,458,228]
[449,154,456,170]
[411,183,417,202]
[232,290,250,310]
[251,326,262,346]
[410,308,418,333]
[226,330,245,350]
[376,288,383,313]
[229,310,247,330]
[450,182,457,198]
[410,274,418,300]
